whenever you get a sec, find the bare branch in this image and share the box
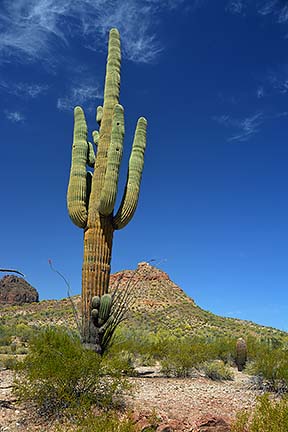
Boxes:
[48,259,81,336]
[0,268,25,277]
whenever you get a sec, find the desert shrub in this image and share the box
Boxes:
[55,410,136,432]
[246,346,288,393]
[14,327,130,418]
[103,349,136,376]
[0,345,12,354]
[205,336,236,364]
[14,323,37,342]
[231,394,288,432]
[1,355,18,370]
[15,346,28,355]
[160,338,215,377]
[0,332,12,346]
[201,360,234,381]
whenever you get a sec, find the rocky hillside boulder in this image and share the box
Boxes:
[0,275,39,305]
[110,261,195,312]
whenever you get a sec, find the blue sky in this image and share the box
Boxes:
[1,0,288,332]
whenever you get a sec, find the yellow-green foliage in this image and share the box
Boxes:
[14,327,130,418]
[160,337,217,377]
[202,360,234,381]
[232,394,288,432]
[56,411,136,432]
[246,345,288,393]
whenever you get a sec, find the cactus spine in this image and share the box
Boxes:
[67,28,147,352]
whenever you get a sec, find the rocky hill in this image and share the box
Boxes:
[0,262,286,343]
[110,262,287,342]
[0,275,39,305]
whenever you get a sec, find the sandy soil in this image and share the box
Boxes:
[0,367,261,431]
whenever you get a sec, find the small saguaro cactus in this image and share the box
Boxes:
[67,28,147,353]
[235,337,247,371]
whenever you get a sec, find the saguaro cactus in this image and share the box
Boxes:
[236,337,247,371]
[67,28,147,352]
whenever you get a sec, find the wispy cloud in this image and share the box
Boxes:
[0,80,48,98]
[57,82,103,112]
[269,73,288,93]
[213,112,264,142]
[226,0,246,15]
[4,110,25,123]
[226,0,288,23]
[256,86,264,98]
[214,110,288,142]
[258,1,288,23]
[0,0,189,66]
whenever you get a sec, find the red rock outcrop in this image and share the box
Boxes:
[0,275,39,305]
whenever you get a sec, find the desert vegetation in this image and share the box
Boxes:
[1,301,288,430]
[1,23,288,432]
[231,394,288,432]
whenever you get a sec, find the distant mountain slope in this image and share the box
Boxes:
[110,262,287,342]
[0,262,287,343]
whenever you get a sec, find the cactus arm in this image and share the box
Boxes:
[113,117,147,230]
[92,130,99,147]
[98,293,112,324]
[67,106,89,228]
[96,106,103,126]
[99,104,125,215]
[87,142,96,167]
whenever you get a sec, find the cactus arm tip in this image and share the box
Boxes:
[67,105,89,228]
[110,28,120,36]
[112,115,147,230]
[96,106,103,125]
[87,141,96,167]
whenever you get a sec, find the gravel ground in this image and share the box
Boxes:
[0,368,261,431]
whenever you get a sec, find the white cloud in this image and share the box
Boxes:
[213,112,264,142]
[214,110,288,142]
[258,1,288,23]
[4,110,25,123]
[226,0,245,15]
[269,73,288,93]
[226,0,288,24]
[0,0,189,65]
[57,82,103,112]
[278,5,288,23]
[0,80,48,98]
[258,1,278,16]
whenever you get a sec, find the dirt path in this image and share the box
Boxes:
[0,368,261,431]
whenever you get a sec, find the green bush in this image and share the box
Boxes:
[103,350,136,376]
[201,360,234,381]
[247,346,288,393]
[160,338,215,377]
[14,323,37,342]
[1,355,18,370]
[232,394,288,432]
[0,334,12,346]
[208,337,236,364]
[55,411,136,432]
[14,327,130,418]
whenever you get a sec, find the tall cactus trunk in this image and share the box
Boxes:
[82,218,114,345]
[67,28,147,353]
